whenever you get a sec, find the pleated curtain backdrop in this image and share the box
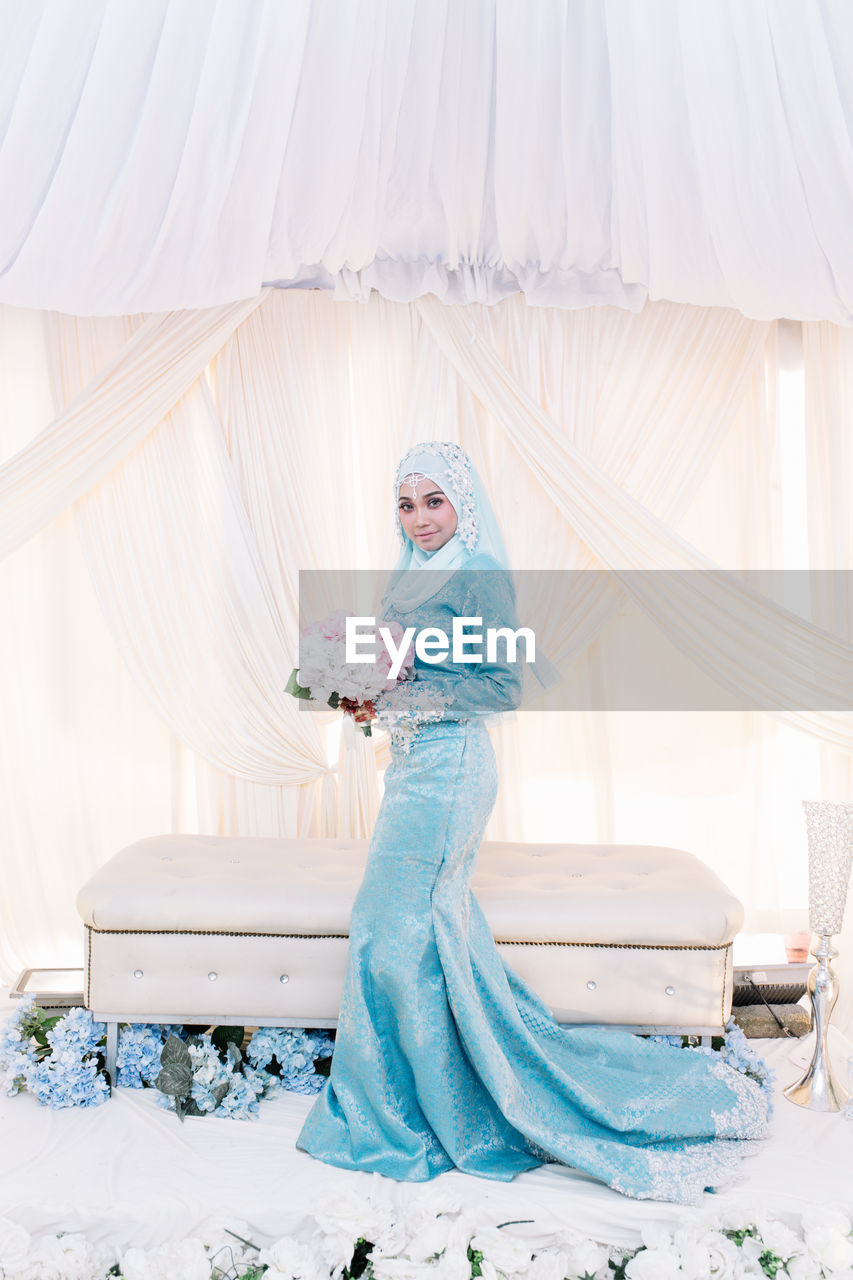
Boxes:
[1,291,850,1029]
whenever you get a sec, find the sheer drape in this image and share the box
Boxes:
[803,321,853,1031]
[0,309,174,975]
[2,290,845,1026]
[44,312,338,838]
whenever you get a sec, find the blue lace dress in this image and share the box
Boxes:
[296,564,767,1204]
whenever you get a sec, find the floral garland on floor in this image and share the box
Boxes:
[0,998,774,1123]
[1,1187,853,1279]
[0,998,333,1119]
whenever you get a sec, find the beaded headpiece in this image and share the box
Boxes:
[394,440,478,552]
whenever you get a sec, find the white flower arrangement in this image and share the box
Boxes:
[286,610,414,736]
[0,1190,852,1280]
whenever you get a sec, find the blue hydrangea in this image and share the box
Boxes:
[1,1004,333,1118]
[282,1068,328,1095]
[116,1025,164,1088]
[188,1039,234,1113]
[25,1054,109,1109]
[246,1026,334,1095]
[0,997,38,1095]
[243,1063,280,1100]
[215,1071,260,1120]
[45,1006,107,1058]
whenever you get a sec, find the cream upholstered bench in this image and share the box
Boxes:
[77,835,743,1080]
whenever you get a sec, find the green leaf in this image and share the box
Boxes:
[467,1245,484,1278]
[184,1098,205,1118]
[212,1025,244,1056]
[161,1033,193,1068]
[212,1081,230,1107]
[314,1055,332,1077]
[725,1227,758,1247]
[156,1061,194,1097]
[40,1015,62,1033]
[226,1042,244,1072]
[155,1034,193,1098]
[327,691,340,709]
[285,669,313,699]
[343,1237,374,1280]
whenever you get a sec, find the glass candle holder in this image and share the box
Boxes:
[784,801,853,1112]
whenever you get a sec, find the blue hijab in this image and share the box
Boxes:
[384,441,510,612]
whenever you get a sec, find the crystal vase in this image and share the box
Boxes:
[784,801,853,1112]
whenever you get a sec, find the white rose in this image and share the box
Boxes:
[316,1228,364,1275]
[804,1226,853,1273]
[193,1219,253,1270]
[31,1233,106,1280]
[259,1235,327,1279]
[680,1229,741,1279]
[120,1237,210,1280]
[405,1214,456,1262]
[405,1188,464,1227]
[754,1217,805,1263]
[370,1258,439,1280]
[471,1227,532,1276]
[527,1248,570,1280]
[437,1242,480,1280]
[786,1254,824,1280]
[643,1222,678,1253]
[563,1237,612,1278]
[801,1206,852,1237]
[624,1247,683,1280]
[0,1219,31,1272]
[313,1188,377,1238]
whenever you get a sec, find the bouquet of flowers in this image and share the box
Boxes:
[286,609,413,736]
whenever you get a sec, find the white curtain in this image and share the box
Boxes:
[803,321,853,1031]
[44,311,340,836]
[0,308,174,976]
[2,289,847,1025]
[419,298,853,751]
[1,2,853,320]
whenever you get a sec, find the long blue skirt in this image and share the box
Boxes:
[296,722,767,1204]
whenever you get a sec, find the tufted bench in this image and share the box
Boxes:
[77,835,743,1079]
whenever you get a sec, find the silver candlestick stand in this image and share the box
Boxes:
[784,801,853,1112]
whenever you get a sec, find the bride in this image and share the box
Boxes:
[297,439,768,1204]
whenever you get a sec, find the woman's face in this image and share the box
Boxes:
[397,479,458,552]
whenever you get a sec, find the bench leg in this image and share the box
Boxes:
[105,1021,118,1086]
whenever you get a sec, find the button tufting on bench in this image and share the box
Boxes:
[78,835,741,1035]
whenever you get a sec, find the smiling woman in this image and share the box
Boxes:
[296,439,769,1203]
[397,479,458,550]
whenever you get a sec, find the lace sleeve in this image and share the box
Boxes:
[374,679,452,729]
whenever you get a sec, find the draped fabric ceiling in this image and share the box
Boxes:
[1,0,853,320]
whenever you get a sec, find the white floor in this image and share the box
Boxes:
[1,1012,851,1253]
